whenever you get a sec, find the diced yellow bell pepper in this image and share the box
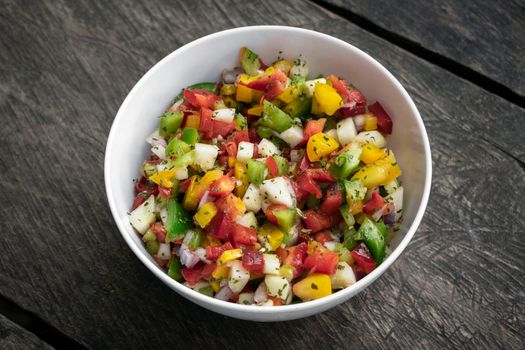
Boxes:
[247,105,263,116]
[234,161,249,198]
[351,151,401,188]
[277,85,299,104]
[149,170,177,188]
[312,83,344,116]
[306,132,340,162]
[364,113,378,131]
[185,113,200,129]
[217,249,243,265]
[360,144,386,164]
[292,273,332,301]
[308,240,321,254]
[228,156,236,168]
[220,84,236,96]
[212,264,230,279]
[183,170,223,211]
[210,280,221,292]
[272,59,294,76]
[193,202,218,228]
[203,234,221,247]
[258,224,284,251]
[236,84,263,103]
[349,200,363,215]
[311,97,322,115]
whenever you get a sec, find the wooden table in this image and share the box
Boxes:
[1,1,523,349]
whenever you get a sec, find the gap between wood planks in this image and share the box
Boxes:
[0,294,88,349]
[308,0,525,109]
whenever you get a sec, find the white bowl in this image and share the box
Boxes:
[104,26,431,321]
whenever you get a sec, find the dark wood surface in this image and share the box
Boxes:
[0,315,53,350]
[322,0,525,99]
[1,0,524,349]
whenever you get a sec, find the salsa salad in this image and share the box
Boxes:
[128,47,404,306]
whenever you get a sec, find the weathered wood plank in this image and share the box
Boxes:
[0,315,54,350]
[0,0,524,349]
[321,0,525,98]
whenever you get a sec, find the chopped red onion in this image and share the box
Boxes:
[197,190,214,209]
[254,283,268,303]
[215,286,234,301]
[179,244,200,268]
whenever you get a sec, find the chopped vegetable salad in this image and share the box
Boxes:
[129,47,404,306]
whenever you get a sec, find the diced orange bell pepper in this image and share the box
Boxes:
[306,132,340,162]
[183,170,223,211]
[185,113,200,129]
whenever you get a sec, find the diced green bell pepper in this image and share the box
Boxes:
[261,100,293,132]
[168,255,183,281]
[172,150,195,168]
[344,179,367,203]
[165,138,190,158]
[376,219,388,239]
[197,286,214,297]
[330,143,362,180]
[186,229,203,250]
[159,110,184,137]
[339,204,355,227]
[165,198,192,242]
[355,217,386,264]
[181,127,200,145]
[142,229,156,242]
[274,208,296,231]
[235,113,248,130]
[145,240,160,255]
[283,97,312,120]
[332,242,351,262]
[247,159,267,185]
[343,227,358,251]
[273,155,289,176]
[257,125,273,138]
[240,47,260,75]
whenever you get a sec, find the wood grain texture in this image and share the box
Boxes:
[322,0,525,97]
[0,0,524,349]
[0,315,54,350]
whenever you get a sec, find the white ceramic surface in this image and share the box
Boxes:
[104,26,431,321]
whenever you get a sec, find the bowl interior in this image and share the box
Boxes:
[105,26,430,321]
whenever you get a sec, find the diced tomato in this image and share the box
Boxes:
[305,168,336,183]
[232,224,257,246]
[209,175,236,197]
[183,88,221,109]
[303,209,333,233]
[224,141,237,157]
[200,262,216,278]
[233,130,250,144]
[181,262,205,285]
[158,185,171,199]
[242,250,264,272]
[134,176,158,195]
[281,242,308,278]
[327,75,350,101]
[150,222,167,242]
[266,156,279,178]
[200,107,235,140]
[242,68,288,100]
[215,193,244,219]
[248,127,261,144]
[368,102,393,134]
[206,242,234,260]
[212,120,236,138]
[351,243,377,274]
[131,191,150,210]
[296,172,322,199]
[298,154,311,172]
[320,184,342,214]
[304,245,339,274]
[297,118,326,147]
[363,191,386,215]
[314,231,332,244]
[178,177,193,192]
[296,232,310,245]
[207,212,235,240]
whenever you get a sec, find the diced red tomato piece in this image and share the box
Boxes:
[327,75,350,101]
[263,204,288,225]
[150,222,167,242]
[209,175,236,197]
[320,184,342,214]
[206,212,235,240]
[158,185,171,199]
[314,231,332,244]
[181,262,205,285]
[206,242,234,260]
[303,209,333,233]
[224,141,237,157]
[200,262,217,278]
[248,127,261,144]
[304,245,339,274]
[232,224,257,246]
[233,130,250,144]
[178,177,193,192]
[305,168,336,183]
[134,176,158,195]
[363,191,386,215]
[183,89,221,109]
[266,156,279,178]
[200,107,235,140]
[281,242,308,278]
[368,102,393,134]
[242,250,264,273]
[296,172,322,199]
[298,153,311,172]
[215,193,244,219]
[131,191,150,210]
[212,120,236,138]
[242,68,288,100]
[351,243,377,274]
